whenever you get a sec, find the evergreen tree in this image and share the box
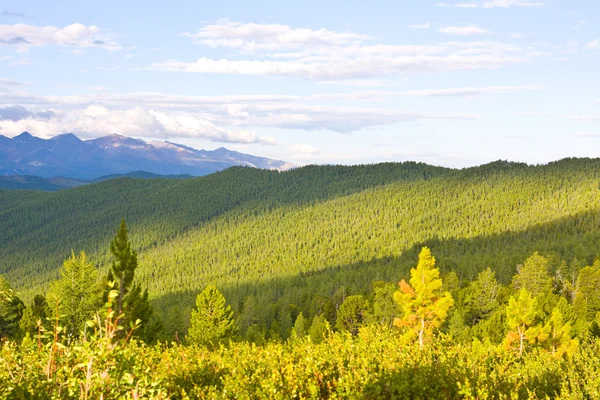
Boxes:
[0,276,25,340]
[188,285,236,347]
[336,295,369,335]
[541,302,577,356]
[393,247,454,347]
[573,265,600,327]
[505,290,540,356]
[308,314,330,344]
[107,219,157,341]
[19,295,50,337]
[512,252,553,297]
[371,281,402,327]
[108,219,137,315]
[291,312,306,340]
[47,251,102,338]
[464,268,502,325]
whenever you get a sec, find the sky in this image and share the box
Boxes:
[0,0,598,167]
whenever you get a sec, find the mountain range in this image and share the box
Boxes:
[0,132,294,180]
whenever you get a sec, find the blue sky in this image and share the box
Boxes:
[0,0,598,167]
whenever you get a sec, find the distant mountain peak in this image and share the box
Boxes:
[13,131,36,142]
[50,133,82,143]
[0,132,293,179]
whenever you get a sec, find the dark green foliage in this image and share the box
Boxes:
[336,295,369,335]
[18,295,50,337]
[3,159,600,337]
[0,276,25,340]
[106,220,157,341]
[109,219,137,315]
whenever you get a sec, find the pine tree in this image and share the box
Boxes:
[19,295,50,337]
[505,289,539,356]
[188,285,236,347]
[512,252,553,297]
[47,251,102,337]
[371,281,402,327]
[0,276,25,340]
[541,303,577,356]
[393,247,454,348]
[336,295,369,336]
[465,268,502,325]
[107,219,157,340]
[108,219,137,315]
[291,311,306,339]
[308,314,330,344]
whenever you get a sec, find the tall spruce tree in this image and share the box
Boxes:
[108,219,137,316]
[0,276,25,340]
[107,219,158,341]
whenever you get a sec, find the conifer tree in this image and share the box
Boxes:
[371,281,401,327]
[308,314,330,344]
[19,295,50,337]
[108,219,137,315]
[106,219,158,341]
[541,303,577,356]
[512,252,553,297]
[188,285,236,347]
[505,289,539,356]
[393,247,454,347]
[47,251,102,337]
[291,311,306,339]
[0,276,25,340]
[465,268,502,325]
[336,295,369,335]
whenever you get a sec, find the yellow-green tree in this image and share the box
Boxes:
[505,289,539,356]
[188,285,236,348]
[393,247,454,347]
[47,251,102,338]
[541,305,577,356]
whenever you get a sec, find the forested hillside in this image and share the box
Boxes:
[2,159,600,337]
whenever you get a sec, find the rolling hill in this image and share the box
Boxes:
[2,158,600,335]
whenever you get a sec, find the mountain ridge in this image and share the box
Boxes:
[0,132,293,180]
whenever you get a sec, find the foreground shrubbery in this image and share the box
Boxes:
[2,325,600,399]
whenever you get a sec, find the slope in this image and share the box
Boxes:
[2,159,600,335]
[0,162,445,294]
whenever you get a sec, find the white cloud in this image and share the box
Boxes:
[0,23,120,49]
[148,42,533,80]
[0,78,26,86]
[409,23,432,29]
[440,26,490,36]
[572,132,600,138]
[182,22,370,52]
[594,100,600,106]
[568,115,600,121]
[586,40,600,50]
[289,143,320,155]
[0,105,276,145]
[0,87,474,135]
[439,0,545,7]
[149,21,538,81]
[211,104,474,132]
[402,85,542,97]
[521,111,552,117]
